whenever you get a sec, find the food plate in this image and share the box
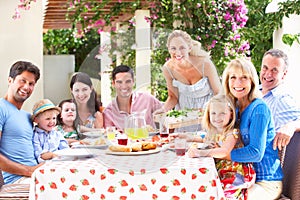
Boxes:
[54,148,93,158]
[72,143,108,149]
[81,131,103,138]
[105,148,161,156]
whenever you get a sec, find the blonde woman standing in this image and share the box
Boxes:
[157,30,221,113]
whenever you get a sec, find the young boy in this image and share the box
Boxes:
[32,99,69,163]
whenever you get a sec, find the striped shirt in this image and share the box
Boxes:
[261,84,300,131]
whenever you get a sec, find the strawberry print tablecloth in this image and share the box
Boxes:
[29,149,225,200]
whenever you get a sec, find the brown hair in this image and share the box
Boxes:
[70,72,101,115]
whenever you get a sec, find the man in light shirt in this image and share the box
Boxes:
[103,65,163,131]
[260,48,300,150]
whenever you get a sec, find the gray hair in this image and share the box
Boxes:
[263,49,289,70]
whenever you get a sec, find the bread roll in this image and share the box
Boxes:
[141,142,157,150]
[131,143,142,152]
[109,145,132,152]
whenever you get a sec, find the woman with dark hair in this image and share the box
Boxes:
[70,72,103,132]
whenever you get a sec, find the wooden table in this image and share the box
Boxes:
[29,148,225,200]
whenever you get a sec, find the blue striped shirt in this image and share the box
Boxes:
[262,84,300,131]
[231,98,283,182]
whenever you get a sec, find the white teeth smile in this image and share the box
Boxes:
[175,55,183,60]
[234,87,244,91]
[264,77,273,82]
[19,90,27,95]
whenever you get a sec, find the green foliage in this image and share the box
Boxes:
[242,0,300,69]
[282,33,300,46]
[43,0,300,101]
[43,28,100,74]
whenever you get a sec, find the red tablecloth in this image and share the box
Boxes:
[29,149,225,200]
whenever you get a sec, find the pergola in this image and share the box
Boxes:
[43,0,149,31]
[43,0,153,106]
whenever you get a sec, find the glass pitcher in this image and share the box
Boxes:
[124,111,149,139]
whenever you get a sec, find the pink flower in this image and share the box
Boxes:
[211,40,217,48]
[97,28,103,34]
[95,19,106,26]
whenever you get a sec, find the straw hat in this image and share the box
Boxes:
[32,99,61,120]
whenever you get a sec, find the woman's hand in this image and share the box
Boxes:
[153,107,165,115]
[94,111,104,128]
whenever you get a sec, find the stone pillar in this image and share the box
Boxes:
[273,14,300,106]
[135,10,151,92]
[100,32,112,107]
[0,0,44,112]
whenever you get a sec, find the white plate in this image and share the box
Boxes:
[106,148,161,156]
[81,131,102,138]
[54,148,93,158]
[197,143,209,149]
[72,144,108,149]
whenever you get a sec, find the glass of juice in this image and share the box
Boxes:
[174,138,186,156]
[117,133,128,145]
[159,121,169,139]
[106,126,116,140]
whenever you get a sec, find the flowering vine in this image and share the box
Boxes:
[12,0,36,19]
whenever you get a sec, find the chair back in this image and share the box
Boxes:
[0,169,4,188]
[281,132,300,199]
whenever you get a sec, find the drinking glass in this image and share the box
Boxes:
[174,138,186,156]
[159,120,169,139]
[106,126,116,140]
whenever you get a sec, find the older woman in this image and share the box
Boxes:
[222,58,283,199]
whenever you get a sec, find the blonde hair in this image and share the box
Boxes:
[167,30,210,58]
[202,94,236,139]
[222,58,261,107]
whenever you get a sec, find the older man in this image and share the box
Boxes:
[260,48,300,150]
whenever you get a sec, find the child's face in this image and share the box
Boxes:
[209,102,232,130]
[34,110,59,132]
[61,102,76,123]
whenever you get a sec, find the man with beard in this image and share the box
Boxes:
[0,61,43,184]
[103,65,162,131]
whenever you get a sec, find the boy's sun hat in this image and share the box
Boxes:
[32,99,61,120]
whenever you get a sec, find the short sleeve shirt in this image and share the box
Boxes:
[103,92,163,130]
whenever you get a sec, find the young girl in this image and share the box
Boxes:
[188,94,256,199]
[32,99,69,163]
[56,99,82,145]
